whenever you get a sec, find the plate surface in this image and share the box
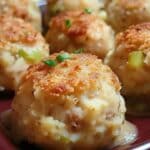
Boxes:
[0,100,150,150]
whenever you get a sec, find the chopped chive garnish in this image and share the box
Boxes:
[30,50,43,62]
[128,51,144,68]
[18,49,29,59]
[73,48,84,54]
[56,53,70,62]
[65,19,72,28]
[59,136,70,143]
[43,59,57,67]
[84,8,92,14]
[18,49,42,63]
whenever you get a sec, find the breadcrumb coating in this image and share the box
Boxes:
[0,0,41,31]
[11,52,126,149]
[0,16,40,45]
[46,11,114,59]
[106,0,150,32]
[25,53,121,96]
[106,23,150,96]
[0,16,49,90]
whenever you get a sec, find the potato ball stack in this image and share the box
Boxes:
[46,11,115,59]
[0,16,49,90]
[0,0,42,31]
[8,52,137,149]
[105,0,150,32]
[106,23,150,114]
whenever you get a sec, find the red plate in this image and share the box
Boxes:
[0,100,150,150]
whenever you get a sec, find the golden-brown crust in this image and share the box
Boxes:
[107,23,150,96]
[0,0,29,20]
[49,11,96,37]
[0,0,41,31]
[0,0,41,32]
[116,23,150,54]
[0,16,40,45]
[116,0,143,9]
[46,10,115,59]
[24,52,121,96]
[106,0,150,32]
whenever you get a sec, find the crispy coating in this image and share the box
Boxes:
[25,53,121,95]
[46,11,115,59]
[106,23,150,96]
[0,16,40,45]
[0,16,49,90]
[106,0,150,32]
[0,0,41,31]
[11,52,126,149]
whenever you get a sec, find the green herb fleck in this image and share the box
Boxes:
[18,49,29,59]
[43,59,57,67]
[128,51,144,68]
[73,48,84,54]
[59,136,70,143]
[65,19,72,28]
[18,49,43,63]
[30,50,43,62]
[56,53,70,62]
[84,8,93,14]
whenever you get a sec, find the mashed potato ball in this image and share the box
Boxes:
[106,0,150,32]
[10,52,130,149]
[0,16,49,90]
[46,11,114,59]
[106,23,150,97]
[47,0,104,16]
[0,0,42,31]
[44,0,106,27]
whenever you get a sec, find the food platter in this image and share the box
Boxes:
[0,99,150,150]
[0,0,150,150]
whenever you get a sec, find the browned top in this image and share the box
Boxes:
[24,52,121,96]
[49,11,97,37]
[0,16,39,45]
[0,0,31,21]
[114,0,144,10]
[116,23,150,53]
